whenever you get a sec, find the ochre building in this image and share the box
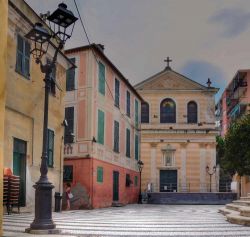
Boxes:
[3,0,73,211]
[135,63,218,193]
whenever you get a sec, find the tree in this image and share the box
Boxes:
[224,114,250,176]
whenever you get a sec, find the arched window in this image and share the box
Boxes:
[141,102,149,123]
[160,98,176,123]
[187,101,198,123]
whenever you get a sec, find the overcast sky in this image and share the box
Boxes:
[25,0,250,100]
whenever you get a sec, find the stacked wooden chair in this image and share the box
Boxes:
[3,174,20,214]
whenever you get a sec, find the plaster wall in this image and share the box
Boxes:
[0,0,8,234]
[3,1,69,210]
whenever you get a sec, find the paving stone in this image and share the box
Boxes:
[3,204,250,236]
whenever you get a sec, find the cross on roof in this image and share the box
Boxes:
[164,57,172,70]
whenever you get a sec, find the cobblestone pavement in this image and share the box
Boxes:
[3,204,250,237]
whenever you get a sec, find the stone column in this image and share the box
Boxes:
[150,143,157,192]
[180,143,187,192]
[0,0,7,235]
[199,144,206,192]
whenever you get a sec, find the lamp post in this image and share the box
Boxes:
[137,160,144,204]
[206,165,216,193]
[25,3,77,233]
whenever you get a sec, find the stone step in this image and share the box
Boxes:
[240,196,250,201]
[227,213,250,226]
[239,206,250,217]
[218,206,239,216]
[233,200,250,206]
[226,203,241,212]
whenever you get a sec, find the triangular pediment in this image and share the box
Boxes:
[135,69,207,91]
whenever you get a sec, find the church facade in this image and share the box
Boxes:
[135,62,218,193]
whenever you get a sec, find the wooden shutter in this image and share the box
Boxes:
[135,134,139,160]
[115,79,120,107]
[113,121,119,152]
[24,40,30,77]
[126,91,130,116]
[126,129,130,157]
[47,129,54,167]
[98,62,105,95]
[97,167,103,183]
[98,110,105,144]
[16,35,24,73]
[135,99,139,127]
[66,58,76,91]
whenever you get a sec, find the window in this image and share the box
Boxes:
[135,134,139,160]
[187,101,198,123]
[98,61,105,95]
[47,58,56,95]
[16,34,30,78]
[97,110,105,145]
[97,167,103,183]
[47,129,54,168]
[141,102,149,123]
[64,107,74,144]
[126,174,131,187]
[126,91,130,117]
[113,120,119,152]
[115,78,120,108]
[63,165,73,182]
[126,128,130,158]
[66,58,76,91]
[160,98,176,123]
[134,176,138,187]
[135,99,139,127]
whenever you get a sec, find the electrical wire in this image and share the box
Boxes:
[73,0,139,131]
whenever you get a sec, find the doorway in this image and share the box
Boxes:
[113,171,119,201]
[160,170,177,192]
[13,138,27,206]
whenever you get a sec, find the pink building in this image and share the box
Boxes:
[63,44,143,209]
[216,69,249,136]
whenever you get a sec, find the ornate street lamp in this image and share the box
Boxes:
[137,160,144,204]
[206,165,217,193]
[25,3,77,234]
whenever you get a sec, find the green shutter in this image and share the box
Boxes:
[135,99,139,128]
[126,129,130,158]
[16,35,30,78]
[98,62,105,95]
[47,129,54,167]
[66,58,76,91]
[97,167,103,183]
[113,121,119,152]
[135,134,139,160]
[134,176,138,186]
[16,35,23,73]
[98,110,105,144]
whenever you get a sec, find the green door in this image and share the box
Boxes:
[113,171,119,201]
[160,170,177,192]
[13,138,27,206]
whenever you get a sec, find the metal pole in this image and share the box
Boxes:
[138,171,142,204]
[29,69,55,230]
[209,174,212,192]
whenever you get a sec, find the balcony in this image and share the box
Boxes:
[228,103,247,121]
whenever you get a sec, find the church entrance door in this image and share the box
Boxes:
[160,170,177,192]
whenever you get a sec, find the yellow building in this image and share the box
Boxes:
[135,63,218,193]
[0,0,8,234]
[3,0,73,211]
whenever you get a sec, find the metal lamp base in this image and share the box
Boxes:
[27,180,56,231]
